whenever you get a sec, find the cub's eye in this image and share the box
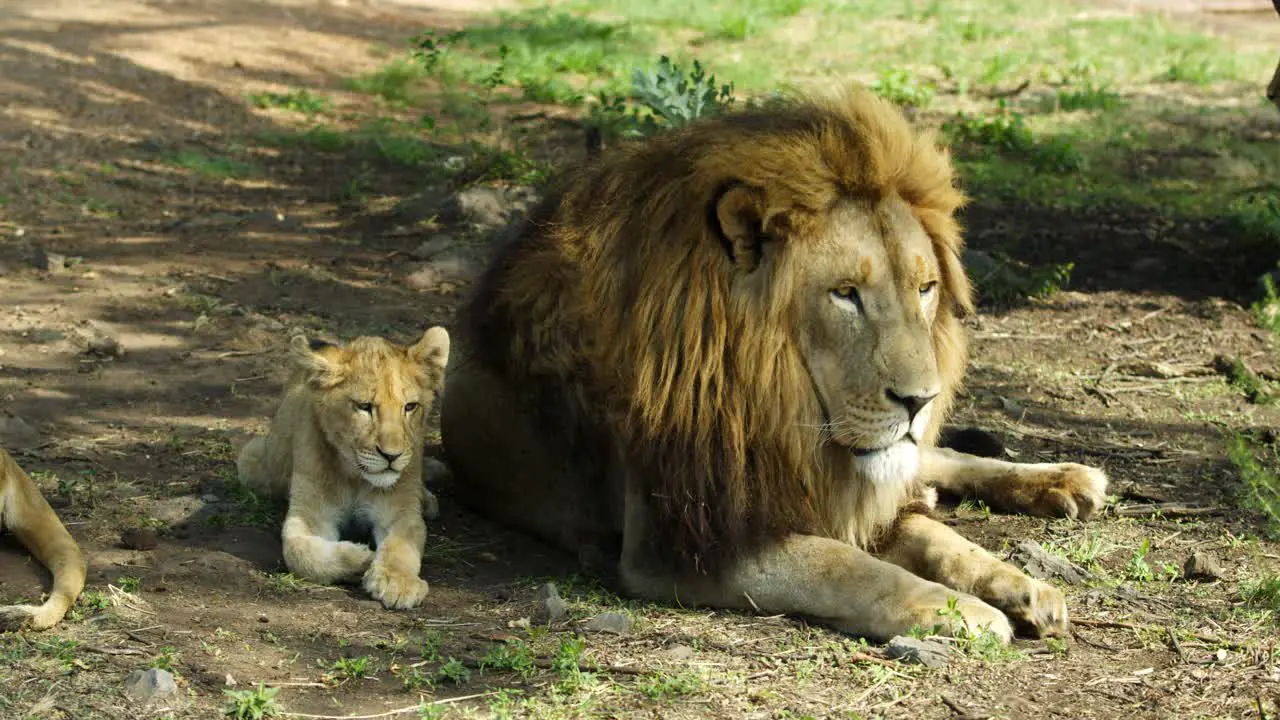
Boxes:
[404,402,420,414]
[919,281,938,297]
[831,285,862,309]
[354,402,374,414]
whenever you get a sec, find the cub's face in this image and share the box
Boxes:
[788,196,951,487]
[293,328,450,488]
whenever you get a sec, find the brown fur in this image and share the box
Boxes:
[442,86,1107,642]
[0,448,87,631]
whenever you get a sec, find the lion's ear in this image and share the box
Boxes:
[289,334,345,387]
[409,326,450,391]
[712,183,772,274]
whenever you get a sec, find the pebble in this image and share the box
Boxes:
[535,582,568,624]
[123,668,179,703]
[120,527,159,551]
[583,611,632,635]
[1182,551,1224,582]
[884,635,950,668]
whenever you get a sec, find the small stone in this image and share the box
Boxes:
[32,248,67,273]
[535,582,568,624]
[1010,540,1091,585]
[478,551,498,562]
[1182,551,1223,582]
[258,613,269,623]
[885,635,951,668]
[454,186,513,229]
[583,611,632,635]
[123,668,179,703]
[665,644,695,660]
[200,494,220,504]
[224,673,237,686]
[84,332,123,358]
[121,527,159,551]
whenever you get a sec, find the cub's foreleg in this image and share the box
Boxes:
[363,503,429,610]
[281,497,374,584]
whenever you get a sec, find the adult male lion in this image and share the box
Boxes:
[0,448,87,631]
[237,327,449,610]
[440,88,1107,642]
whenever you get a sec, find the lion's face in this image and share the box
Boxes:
[716,182,954,489]
[291,328,450,488]
[793,196,946,486]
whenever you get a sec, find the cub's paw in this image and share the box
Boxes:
[0,605,35,632]
[982,571,1069,639]
[907,592,1013,644]
[363,564,429,610]
[1020,463,1108,521]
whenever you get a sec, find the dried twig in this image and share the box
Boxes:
[1074,618,1250,651]
[1112,503,1222,518]
[83,645,148,656]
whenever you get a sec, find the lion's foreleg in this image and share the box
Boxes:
[362,506,429,610]
[875,512,1068,638]
[0,460,87,631]
[616,486,1010,643]
[919,447,1108,520]
[280,499,373,584]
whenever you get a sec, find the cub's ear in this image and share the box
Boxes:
[288,334,345,387]
[409,326,450,391]
[712,183,774,274]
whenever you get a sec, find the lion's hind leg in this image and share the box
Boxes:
[875,512,1068,639]
[281,509,374,585]
[0,452,87,631]
[920,447,1108,520]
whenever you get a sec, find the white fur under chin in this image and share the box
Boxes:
[361,470,402,488]
[852,441,919,487]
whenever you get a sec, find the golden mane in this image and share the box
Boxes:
[464,86,974,577]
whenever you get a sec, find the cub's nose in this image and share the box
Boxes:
[885,389,939,422]
[376,447,403,463]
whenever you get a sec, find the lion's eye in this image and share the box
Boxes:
[831,285,863,310]
[404,402,420,414]
[355,401,374,414]
[919,281,938,297]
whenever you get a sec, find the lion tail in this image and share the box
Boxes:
[0,450,87,631]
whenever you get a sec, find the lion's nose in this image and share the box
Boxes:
[376,447,403,463]
[885,389,938,422]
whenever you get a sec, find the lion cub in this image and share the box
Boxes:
[0,448,88,631]
[237,327,449,610]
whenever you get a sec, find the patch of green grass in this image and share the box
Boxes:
[249,88,332,115]
[166,150,257,179]
[479,638,537,678]
[964,249,1075,306]
[265,572,308,594]
[323,655,373,685]
[149,645,180,673]
[1216,356,1273,405]
[870,67,935,109]
[1241,575,1280,610]
[436,656,471,685]
[31,636,80,670]
[1125,538,1155,583]
[116,575,142,593]
[1227,433,1280,540]
[347,57,429,106]
[1052,81,1122,112]
[224,683,280,719]
[636,669,705,700]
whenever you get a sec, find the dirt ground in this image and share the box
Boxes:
[1,0,1279,718]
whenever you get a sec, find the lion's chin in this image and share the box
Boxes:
[360,470,402,489]
[851,441,919,487]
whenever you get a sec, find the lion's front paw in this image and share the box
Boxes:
[908,592,1013,644]
[981,572,1069,639]
[363,564,429,610]
[1022,463,1108,521]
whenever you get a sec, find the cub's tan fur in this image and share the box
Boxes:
[238,327,449,610]
[0,448,87,631]
[441,86,1107,643]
